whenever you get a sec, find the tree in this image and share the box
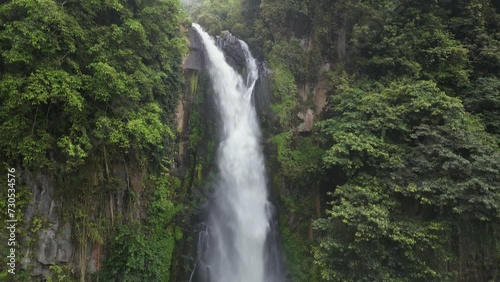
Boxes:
[0,0,187,280]
[316,80,500,281]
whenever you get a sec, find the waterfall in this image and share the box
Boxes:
[192,23,285,282]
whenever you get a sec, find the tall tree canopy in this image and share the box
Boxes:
[0,0,187,281]
[0,0,187,170]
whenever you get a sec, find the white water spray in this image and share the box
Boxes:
[192,23,281,282]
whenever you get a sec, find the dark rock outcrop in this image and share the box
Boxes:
[254,61,273,119]
[184,28,205,70]
[185,27,255,75]
[216,31,247,71]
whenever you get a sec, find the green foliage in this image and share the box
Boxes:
[101,174,182,281]
[316,78,500,280]
[0,0,187,170]
[187,0,500,281]
[272,132,324,184]
[47,265,74,282]
[463,76,500,139]
[147,174,183,231]
[280,215,317,282]
[1,0,498,281]
[0,0,187,280]
[101,224,154,282]
[30,216,48,234]
[257,0,312,41]
[314,176,452,282]
[269,66,298,128]
[189,0,243,35]
[102,222,178,282]
[267,39,309,84]
[321,81,465,174]
[344,1,470,94]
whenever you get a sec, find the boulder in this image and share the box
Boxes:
[184,28,249,74]
[216,31,246,71]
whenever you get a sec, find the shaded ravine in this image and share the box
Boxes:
[191,23,285,282]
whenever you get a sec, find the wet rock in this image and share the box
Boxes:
[311,62,331,115]
[300,37,313,51]
[48,200,58,224]
[184,28,205,70]
[23,171,76,267]
[298,83,310,102]
[87,241,102,274]
[217,31,246,71]
[220,30,236,43]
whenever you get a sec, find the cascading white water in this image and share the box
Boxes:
[192,23,281,282]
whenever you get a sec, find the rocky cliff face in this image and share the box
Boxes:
[185,27,254,75]
[20,171,72,279]
[18,165,135,281]
[216,31,247,72]
[183,28,205,71]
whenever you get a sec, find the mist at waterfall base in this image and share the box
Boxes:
[191,23,286,282]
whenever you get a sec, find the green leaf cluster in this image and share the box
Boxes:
[0,0,187,170]
[100,174,182,281]
[316,79,499,281]
[0,0,187,279]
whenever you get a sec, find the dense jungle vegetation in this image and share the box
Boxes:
[1,0,187,281]
[191,0,500,281]
[1,0,499,281]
